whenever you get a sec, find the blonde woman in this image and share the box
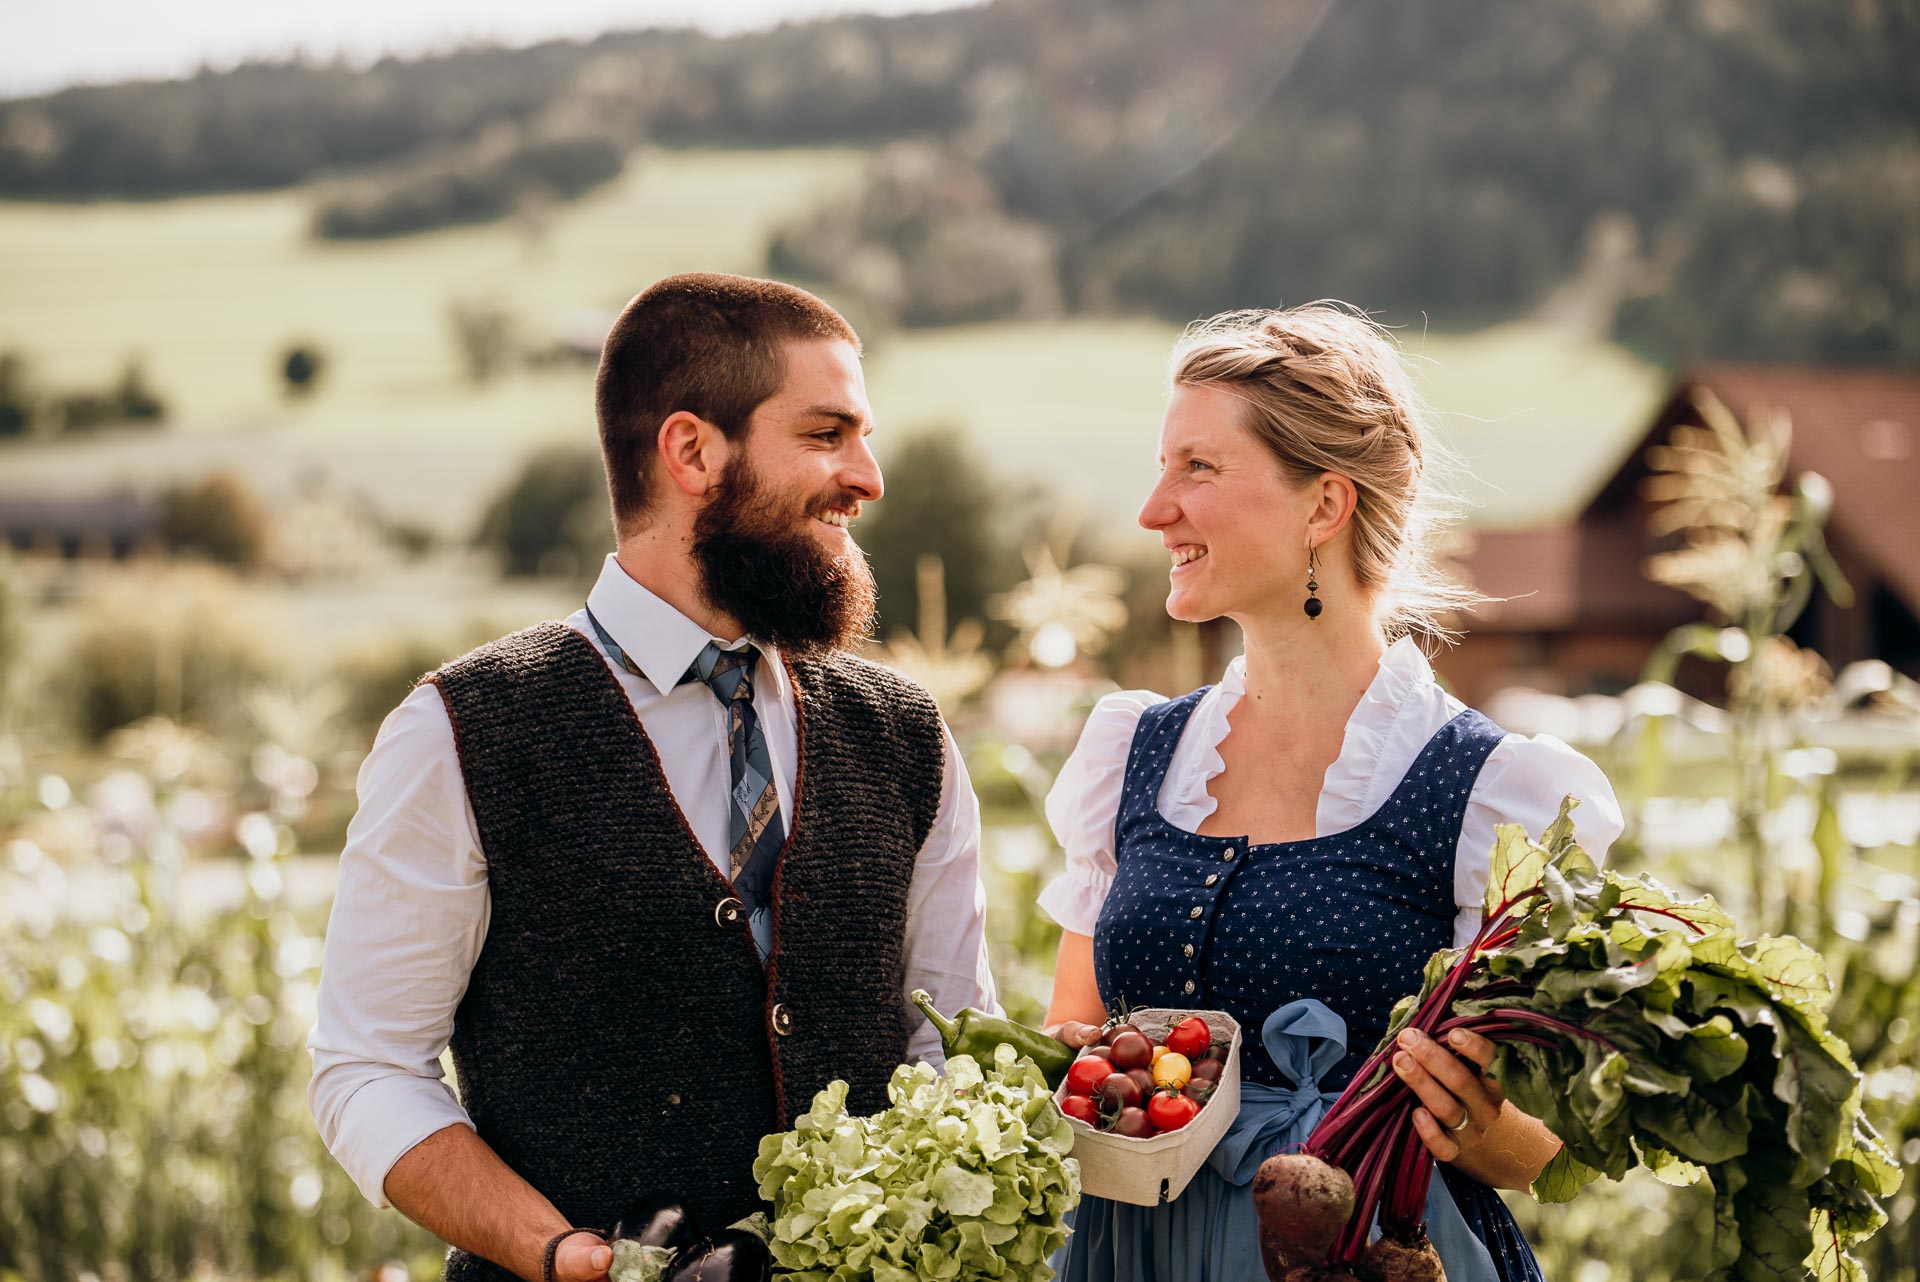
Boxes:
[1040,305,1623,1282]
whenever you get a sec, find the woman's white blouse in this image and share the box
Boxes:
[1038,638,1625,949]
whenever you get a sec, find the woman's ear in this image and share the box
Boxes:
[1307,471,1360,546]
[656,411,728,499]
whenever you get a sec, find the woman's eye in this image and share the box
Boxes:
[1187,458,1214,473]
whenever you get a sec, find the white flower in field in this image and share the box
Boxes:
[290,1168,324,1212]
[20,1073,59,1113]
[29,997,74,1047]
[236,812,279,859]
[166,788,227,845]
[248,861,284,901]
[89,770,158,842]
[37,775,72,810]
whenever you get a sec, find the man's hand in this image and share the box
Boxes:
[384,1124,609,1282]
[552,1231,613,1282]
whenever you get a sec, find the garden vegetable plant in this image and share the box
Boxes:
[751,1044,1080,1282]
[1256,798,1903,1281]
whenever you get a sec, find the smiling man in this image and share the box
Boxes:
[306,274,997,1282]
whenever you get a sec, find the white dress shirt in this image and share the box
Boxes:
[308,555,999,1207]
[1038,637,1625,949]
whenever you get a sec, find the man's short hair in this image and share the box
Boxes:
[595,272,859,531]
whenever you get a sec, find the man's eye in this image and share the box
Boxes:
[812,430,840,442]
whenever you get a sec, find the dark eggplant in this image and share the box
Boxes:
[664,1228,772,1282]
[610,1192,700,1255]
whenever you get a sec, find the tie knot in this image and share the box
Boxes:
[684,641,760,703]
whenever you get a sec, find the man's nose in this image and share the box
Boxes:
[841,436,884,502]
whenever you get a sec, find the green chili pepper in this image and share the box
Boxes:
[910,989,1078,1089]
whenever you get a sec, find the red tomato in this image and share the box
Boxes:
[1065,1055,1114,1097]
[1164,1016,1212,1060]
[1060,1094,1099,1125]
[1148,1090,1201,1132]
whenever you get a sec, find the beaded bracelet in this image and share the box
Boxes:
[540,1226,608,1282]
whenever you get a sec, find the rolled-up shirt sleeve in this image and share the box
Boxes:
[901,722,1001,1070]
[306,683,490,1207]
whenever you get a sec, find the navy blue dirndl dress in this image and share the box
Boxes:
[1049,688,1545,1282]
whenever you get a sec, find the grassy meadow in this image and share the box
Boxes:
[0,147,1666,548]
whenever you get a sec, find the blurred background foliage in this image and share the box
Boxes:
[2,0,1914,359]
[1,0,1916,1278]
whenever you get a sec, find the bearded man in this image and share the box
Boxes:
[307,274,998,1282]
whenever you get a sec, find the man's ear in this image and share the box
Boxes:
[656,411,730,498]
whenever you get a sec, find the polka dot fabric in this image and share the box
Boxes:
[1093,688,1505,1092]
[1074,686,1547,1282]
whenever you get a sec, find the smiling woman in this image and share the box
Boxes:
[1151,304,1485,642]
[1038,301,1624,1282]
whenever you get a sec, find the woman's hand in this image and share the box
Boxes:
[1044,931,1108,1050]
[1047,1019,1106,1050]
[1391,1026,1559,1190]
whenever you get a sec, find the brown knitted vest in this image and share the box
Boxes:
[425,622,944,1282]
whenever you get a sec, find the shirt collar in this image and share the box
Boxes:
[584,554,790,701]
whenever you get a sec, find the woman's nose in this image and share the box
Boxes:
[1138,476,1177,530]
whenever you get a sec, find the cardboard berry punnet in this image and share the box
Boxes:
[1053,1007,1243,1206]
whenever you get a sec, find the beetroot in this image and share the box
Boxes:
[1253,1153,1355,1278]
[1356,1232,1444,1282]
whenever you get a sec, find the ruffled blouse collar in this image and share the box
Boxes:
[1170,636,1444,833]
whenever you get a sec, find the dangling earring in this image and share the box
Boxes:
[1304,544,1323,619]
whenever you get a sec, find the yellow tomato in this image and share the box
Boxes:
[1151,1051,1192,1091]
[1151,1045,1171,1067]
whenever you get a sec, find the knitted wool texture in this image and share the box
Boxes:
[425,623,944,1282]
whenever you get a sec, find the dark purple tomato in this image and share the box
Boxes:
[1109,1031,1153,1071]
[1190,1058,1225,1084]
[1112,1106,1155,1138]
[1098,1072,1144,1112]
[1125,1068,1156,1097]
[1102,1022,1144,1048]
[1084,1044,1115,1062]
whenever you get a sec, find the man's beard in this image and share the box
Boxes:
[691,454,877,656]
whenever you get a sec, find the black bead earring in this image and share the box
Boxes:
[1304,545,1323,619]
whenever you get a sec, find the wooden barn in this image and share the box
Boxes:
[1439,365,1920,706]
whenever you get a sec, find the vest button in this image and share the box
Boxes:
[1188,906,1203,919]
[1183,980,1196,995]
[714,897,744,928]
[1204,873,1219,887]
[771,1003,794,1036]
[1183,943,1195,958]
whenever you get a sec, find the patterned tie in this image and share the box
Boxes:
[683,641,785,960]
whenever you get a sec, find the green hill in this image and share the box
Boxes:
[0,145,1661,540]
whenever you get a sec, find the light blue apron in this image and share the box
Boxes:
[1049,999,1500,1282]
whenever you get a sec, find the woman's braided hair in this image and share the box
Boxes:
[1169,301,1485,643]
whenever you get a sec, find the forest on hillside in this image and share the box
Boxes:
[2,0,1913,360]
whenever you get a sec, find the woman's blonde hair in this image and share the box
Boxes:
[1169,301,1484,643]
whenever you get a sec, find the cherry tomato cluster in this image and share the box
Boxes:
[1058,1016,1226,1139]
